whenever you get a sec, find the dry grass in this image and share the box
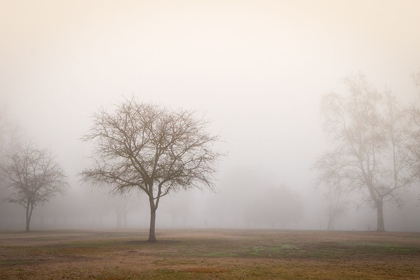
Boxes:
[1,229,420,279]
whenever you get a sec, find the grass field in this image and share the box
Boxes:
[1,229,420,279]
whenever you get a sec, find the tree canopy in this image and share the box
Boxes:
[2,144,67,231]
[314,74,416,231]
[81,98,223,241]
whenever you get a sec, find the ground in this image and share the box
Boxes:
[1,229,420,279]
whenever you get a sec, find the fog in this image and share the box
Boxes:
[1,0,420,232]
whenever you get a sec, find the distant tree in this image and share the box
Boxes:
[165,192,192,228]
[314,74,415,231]
[1,144,67,231]
[244,185,303,229]
[81,98,222,242]
[324,184,348,230]
[112,193,137,228]
[312,151,349,230]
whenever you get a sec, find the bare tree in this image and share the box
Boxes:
[81,98,222,242]
[314,74,415,231]
[1,144,67,232]
[324,184,348,231]
[312,150,349,230]
[243,185,303,229]
[112,193,137,228]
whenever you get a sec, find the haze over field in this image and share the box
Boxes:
[1,0,420,232]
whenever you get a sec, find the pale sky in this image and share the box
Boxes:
[1,0,420,194]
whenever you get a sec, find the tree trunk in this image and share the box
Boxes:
[376,200,385,232]
[25,216,30,232]
[327,217,333,231]
[25,204,30,232]
[25,202,34,232]
[148,207,157,242]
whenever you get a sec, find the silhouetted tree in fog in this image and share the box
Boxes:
[1,144,67,232]
[244,185,303,228]
[165,193,192,228]
[112,193,137,228]
[81,98,222,242]
[314,74,416,231]
[312,151,349,230]
[324,183,348,230]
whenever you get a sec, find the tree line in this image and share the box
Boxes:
[0,99,222,242]
[1,71,420,240]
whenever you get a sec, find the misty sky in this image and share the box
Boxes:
[1,0,420,229]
